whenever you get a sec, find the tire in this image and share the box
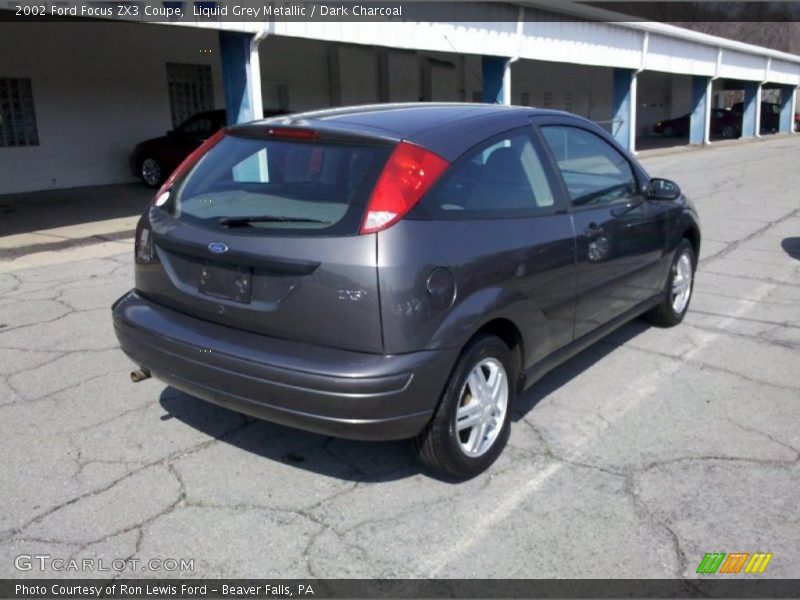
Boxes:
[645,239,696,327]
[663,125,676,138]
[721,125,737,139]
[415,334,515,480]
[140,157,163,188]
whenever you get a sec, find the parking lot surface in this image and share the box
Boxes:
[1,136,799,579]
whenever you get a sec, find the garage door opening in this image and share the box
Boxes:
[757,85,784,135]
[636,71,698,151]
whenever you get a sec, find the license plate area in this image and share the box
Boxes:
[198,263,252,304]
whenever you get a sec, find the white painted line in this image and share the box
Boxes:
[419,278,776,577]
[0,239,133,273]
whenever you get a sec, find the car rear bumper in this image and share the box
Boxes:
[112,291,457,441]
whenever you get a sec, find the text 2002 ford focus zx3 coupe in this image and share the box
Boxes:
[113,103,700,479]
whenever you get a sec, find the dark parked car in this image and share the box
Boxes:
[113,104,701,479]
[130,109,288,187]
[729,101,798,134]
[130,110,227,188]
[653,108,740,139]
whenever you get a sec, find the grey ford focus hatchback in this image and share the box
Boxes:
[113,103,700,479]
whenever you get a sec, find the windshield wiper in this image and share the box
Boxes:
[219,215,330,227]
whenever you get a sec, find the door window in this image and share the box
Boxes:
[422,129,561,218]
[540,126,640,208]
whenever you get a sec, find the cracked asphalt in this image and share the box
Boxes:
[1,136,799,580]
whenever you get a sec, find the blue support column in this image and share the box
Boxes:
[482,56,509,104]
[219,31,259,125]
[612,68,635,151]
[689,76,711,145]
[741,82,760,138]
[779,85,797,133]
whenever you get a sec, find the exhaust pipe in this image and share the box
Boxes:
[130,368,151,383]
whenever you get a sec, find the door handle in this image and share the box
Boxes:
[582,223,604,237]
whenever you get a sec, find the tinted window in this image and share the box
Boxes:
[178,113,216,136]
[540,126,640,208]
[172,134,390,236]
[422,129,559,218]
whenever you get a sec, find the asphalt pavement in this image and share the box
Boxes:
[1,135,798,579]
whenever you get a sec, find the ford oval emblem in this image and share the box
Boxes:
[208,242,229,254]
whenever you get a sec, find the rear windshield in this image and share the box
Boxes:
[171,133,391,236]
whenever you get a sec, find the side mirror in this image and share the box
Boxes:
[648,178,681,201]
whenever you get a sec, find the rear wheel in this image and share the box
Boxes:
[663,125,676,137]
[645,239,695,327]
[415,334,515,480]
[140,157,163,188]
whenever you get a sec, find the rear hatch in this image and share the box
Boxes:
[134,126,394,353]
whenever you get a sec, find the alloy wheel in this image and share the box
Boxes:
[455,358,509,458]
[671,251,693,315]
[141,158,162,187]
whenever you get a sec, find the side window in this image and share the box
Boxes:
[422,129,560,218]
[540,126,640,208]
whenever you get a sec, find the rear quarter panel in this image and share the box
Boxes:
[377,218,576,370]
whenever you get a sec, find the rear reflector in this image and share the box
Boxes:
[134,221,157,264]
[267,127,319,140]
[360,142,449,234]
[155,128,225,200]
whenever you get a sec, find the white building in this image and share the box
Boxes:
[1,1,798,194]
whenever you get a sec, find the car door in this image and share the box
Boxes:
[535,120,668,339]
[378,126,576,369]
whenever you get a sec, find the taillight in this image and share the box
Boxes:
[360,142,449,234]
[154,128,226,201]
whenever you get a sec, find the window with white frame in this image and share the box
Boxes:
[0,77,39,147]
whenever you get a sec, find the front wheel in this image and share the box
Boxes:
[645,239,696,327]
[415,334,515,480]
